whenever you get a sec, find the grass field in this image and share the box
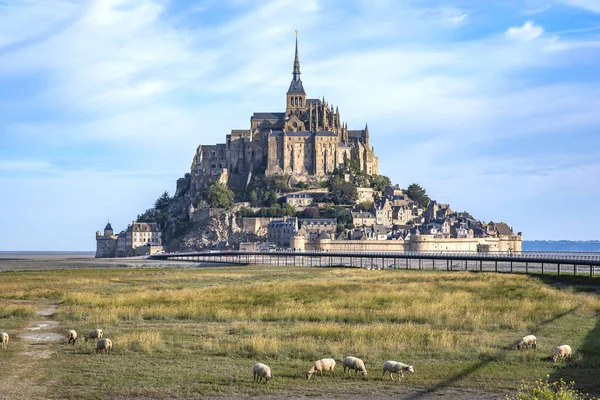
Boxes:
[0,265,599,399]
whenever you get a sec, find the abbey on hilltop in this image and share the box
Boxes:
[190,33,379,190]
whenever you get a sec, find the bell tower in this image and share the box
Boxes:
[286,31,307,113]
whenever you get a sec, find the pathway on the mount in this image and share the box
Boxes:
[0,303,62,400]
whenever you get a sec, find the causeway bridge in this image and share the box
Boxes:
[150,251,600,277]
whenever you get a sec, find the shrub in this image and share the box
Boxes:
[506,377,596,400]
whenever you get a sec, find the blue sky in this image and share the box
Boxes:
[1,0,599,251]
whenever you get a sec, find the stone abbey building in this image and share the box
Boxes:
[191,35,378,190]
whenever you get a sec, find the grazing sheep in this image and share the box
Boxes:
[382,361,414,382]
[95,338,113,355]
[343,356,367,377]
[68,330,78,345]
[84,329,103,342]
[306,358,336,379]
[253,363,271,383]
[0,332,8,349]
[517,334,537,350]
[552,345,572,362]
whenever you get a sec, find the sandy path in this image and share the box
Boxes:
[0,303,61,400]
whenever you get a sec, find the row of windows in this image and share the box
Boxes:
[290,96,303,106]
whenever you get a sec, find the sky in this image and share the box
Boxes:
[0,0,599,251]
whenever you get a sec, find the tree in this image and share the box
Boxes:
[248,190,260,207]
[371,175,391,192]
[322,206,352,225]
[237,206,255,218]
[301,207,320,219]
[154,191,172,211]
[264,190,278,207]
[406,183,431,209]
[207,182,234,209]
[280,203,297,217]
[346,159,360,175]
[329,177,358,205]
[356,201,374,212]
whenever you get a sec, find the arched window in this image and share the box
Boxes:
[290,97,294,105]
[299,98,303,106]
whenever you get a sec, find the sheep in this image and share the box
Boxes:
[552,344,572,362]
[306,358,336,380]
[0,332,8,349]
[382,360,414,382]
[84,329,103,342]
[253,363,271,384]
[342,356,367,377]
[68,330,78,345]
[517,334,537,350]
[95,338,113,355]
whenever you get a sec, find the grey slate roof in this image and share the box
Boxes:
[348,130,365,138]
[284,130,312,137]
[287,79,306,94]
[306,98,322,106]
[104,222,113,231]
[252,112,285,120]
[315,131,337,137]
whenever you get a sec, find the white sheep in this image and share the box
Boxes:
[253,363,271,383]
[517,334,537,350]
[552,344,572,362]
[68,330,78,345]
[95,338,113,355]
[343,356,367,377]
[382,360,414,382]
[84,329,103,342]
[306,358,336,379]
[0,332,8,349]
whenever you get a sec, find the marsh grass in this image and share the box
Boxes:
[0,266,599,398]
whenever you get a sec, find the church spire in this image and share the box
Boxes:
[293,30,301,81]
[287,31,305,95]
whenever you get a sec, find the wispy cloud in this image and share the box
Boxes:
[1,0,600,248]
[558,0,600,13]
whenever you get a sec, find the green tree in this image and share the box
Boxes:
[336,223,346,233]
[329,177,358,205]
[207,182,234,209]
[371,175,391,192]
[236,206,255,218]
[346,159,360,175]
[405,183,430,209]
[264,190,278,207]
[356,201,374,212]
[280,203,297,217]
[154,191,172,211]
[248,190,260,207]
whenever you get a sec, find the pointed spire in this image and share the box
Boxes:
[365,123,370,145]
[293,30,301,81]
[287,31,305,95]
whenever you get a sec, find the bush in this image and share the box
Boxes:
[237,207,255,218]
[207,182,234,209]
[506,377,596,400]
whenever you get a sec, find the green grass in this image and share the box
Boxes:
[0,266,598,399]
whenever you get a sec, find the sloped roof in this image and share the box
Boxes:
[253,112,285,120]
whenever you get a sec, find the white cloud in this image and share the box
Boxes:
[2,0,600,248]
[505,20,545,41]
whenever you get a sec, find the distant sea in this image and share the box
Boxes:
[0,251,95,260]
[523,241,600,252]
